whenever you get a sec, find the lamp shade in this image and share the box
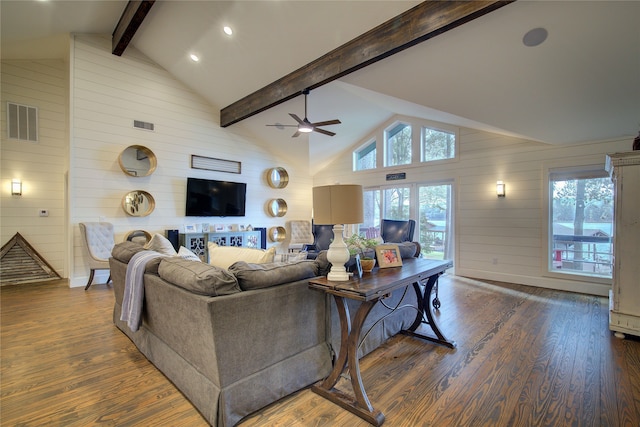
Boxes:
[313,184,363,225]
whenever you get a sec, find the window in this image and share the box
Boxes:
[360,189,381,238]
[421,126,455,162]
[418,183,453,260]
[353,140,376,171]
[549,168,613,279]
[383,186,411,220]
[384,122,411,167]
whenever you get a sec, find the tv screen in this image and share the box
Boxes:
[185,177,246,217]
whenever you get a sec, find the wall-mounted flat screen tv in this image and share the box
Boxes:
[185,177,246,217]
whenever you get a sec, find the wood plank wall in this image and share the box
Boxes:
[315,111,630,295]
[0,59,68,277]
[68,35,314,286]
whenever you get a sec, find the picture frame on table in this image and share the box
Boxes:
[184,224,197,233]
[354,254,363,278]
[375,244,403,268]
[214,224,225,232]
[201,223,210,232]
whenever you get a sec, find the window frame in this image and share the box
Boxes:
[420,123,458,164]
[383,120,413,168]
[353,139,377,171]
[543,164,613,285]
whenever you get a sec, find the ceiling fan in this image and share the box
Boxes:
[266,89,341,137]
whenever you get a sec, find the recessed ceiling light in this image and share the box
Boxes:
[523,27,548,47]
[223,26,233,36]
[189,53,200,62]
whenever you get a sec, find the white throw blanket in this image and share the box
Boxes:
[120,250,164,332]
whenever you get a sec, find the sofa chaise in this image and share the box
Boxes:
[109,241,419,426]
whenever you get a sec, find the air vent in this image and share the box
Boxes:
[191,155,241,174]
[133,120,154,131]
[7,102,38,142]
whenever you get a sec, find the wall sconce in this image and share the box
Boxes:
[11,179,22,196]
[496,180,506,197]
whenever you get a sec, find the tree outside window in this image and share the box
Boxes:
[422,127,455,162]
[354,140,376,171]
[550,171,613,278]
[385,122,411,167]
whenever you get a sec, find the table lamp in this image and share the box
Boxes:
[312,184,364,281]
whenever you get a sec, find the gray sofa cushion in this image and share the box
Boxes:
[158,258,241,296]
[111,241,146,263]
[229,260,319,291]
[396,241,419,259]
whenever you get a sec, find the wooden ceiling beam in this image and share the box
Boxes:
[112,0,156,56]
[220,0,515,128]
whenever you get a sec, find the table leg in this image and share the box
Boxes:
[403,274,456,349]
[312,295,385,426]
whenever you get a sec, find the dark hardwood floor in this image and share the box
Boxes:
[2,275,639,426]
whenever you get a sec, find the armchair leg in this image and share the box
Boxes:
[85,269,96,290]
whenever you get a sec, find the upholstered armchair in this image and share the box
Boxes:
[287,220,314,252]
[80,222,115,290]
[380,219,421,257]
[303,224,335,259]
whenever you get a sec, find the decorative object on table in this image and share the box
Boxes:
[214,224,225,232]
[201,223,210,232]
[184,224,197,233]
[312,184,364,281]
[375,243,403,268]
[239,224,246,231]
[354,254,363,278]
[345,233,378,272]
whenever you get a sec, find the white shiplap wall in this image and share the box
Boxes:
[1,59,68,277]
[70,35,312,287]
[315,115,631,295]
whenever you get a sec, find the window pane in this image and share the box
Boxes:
[550,174,613,278]
[422,127,455,162]
[361,189,381,238]
[418,184,452,260]
[354,141,376,171]
[383,187,410,220]
[385,123,411,166]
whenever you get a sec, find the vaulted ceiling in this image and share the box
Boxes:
[2,1,639,174]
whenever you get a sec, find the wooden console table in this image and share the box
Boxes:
[308,258,454,426]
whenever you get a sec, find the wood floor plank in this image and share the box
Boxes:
[2,276,640,426]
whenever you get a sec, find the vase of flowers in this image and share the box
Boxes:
[345,234,379,272]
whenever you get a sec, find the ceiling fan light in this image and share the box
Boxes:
[299,125,313,133]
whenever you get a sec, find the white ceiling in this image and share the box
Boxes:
[2,1,639,174]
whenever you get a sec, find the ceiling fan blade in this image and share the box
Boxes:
[289,113,304,125]
[309,119,341,127]
[313,128,336,137]
[292,130,301,138]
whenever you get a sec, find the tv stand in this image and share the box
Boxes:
[179,230,263,262]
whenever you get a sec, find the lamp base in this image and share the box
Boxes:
[326,224,351,282]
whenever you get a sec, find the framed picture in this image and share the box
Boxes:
[214,224,225,232]
[239,224,246,232]
[375,244,403,268]
[201,223,210,232]
[354,254,363,278]
[184,224,197,233]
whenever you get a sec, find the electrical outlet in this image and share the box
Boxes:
[39,209,49,217]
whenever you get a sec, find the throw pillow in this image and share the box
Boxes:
[158,257,241,296]
[144,233,178,256]
[229,260,319,291]
[178,246,201,262]
[207,242,276,270]
[111,241,146,263]
[274,251,309,263]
